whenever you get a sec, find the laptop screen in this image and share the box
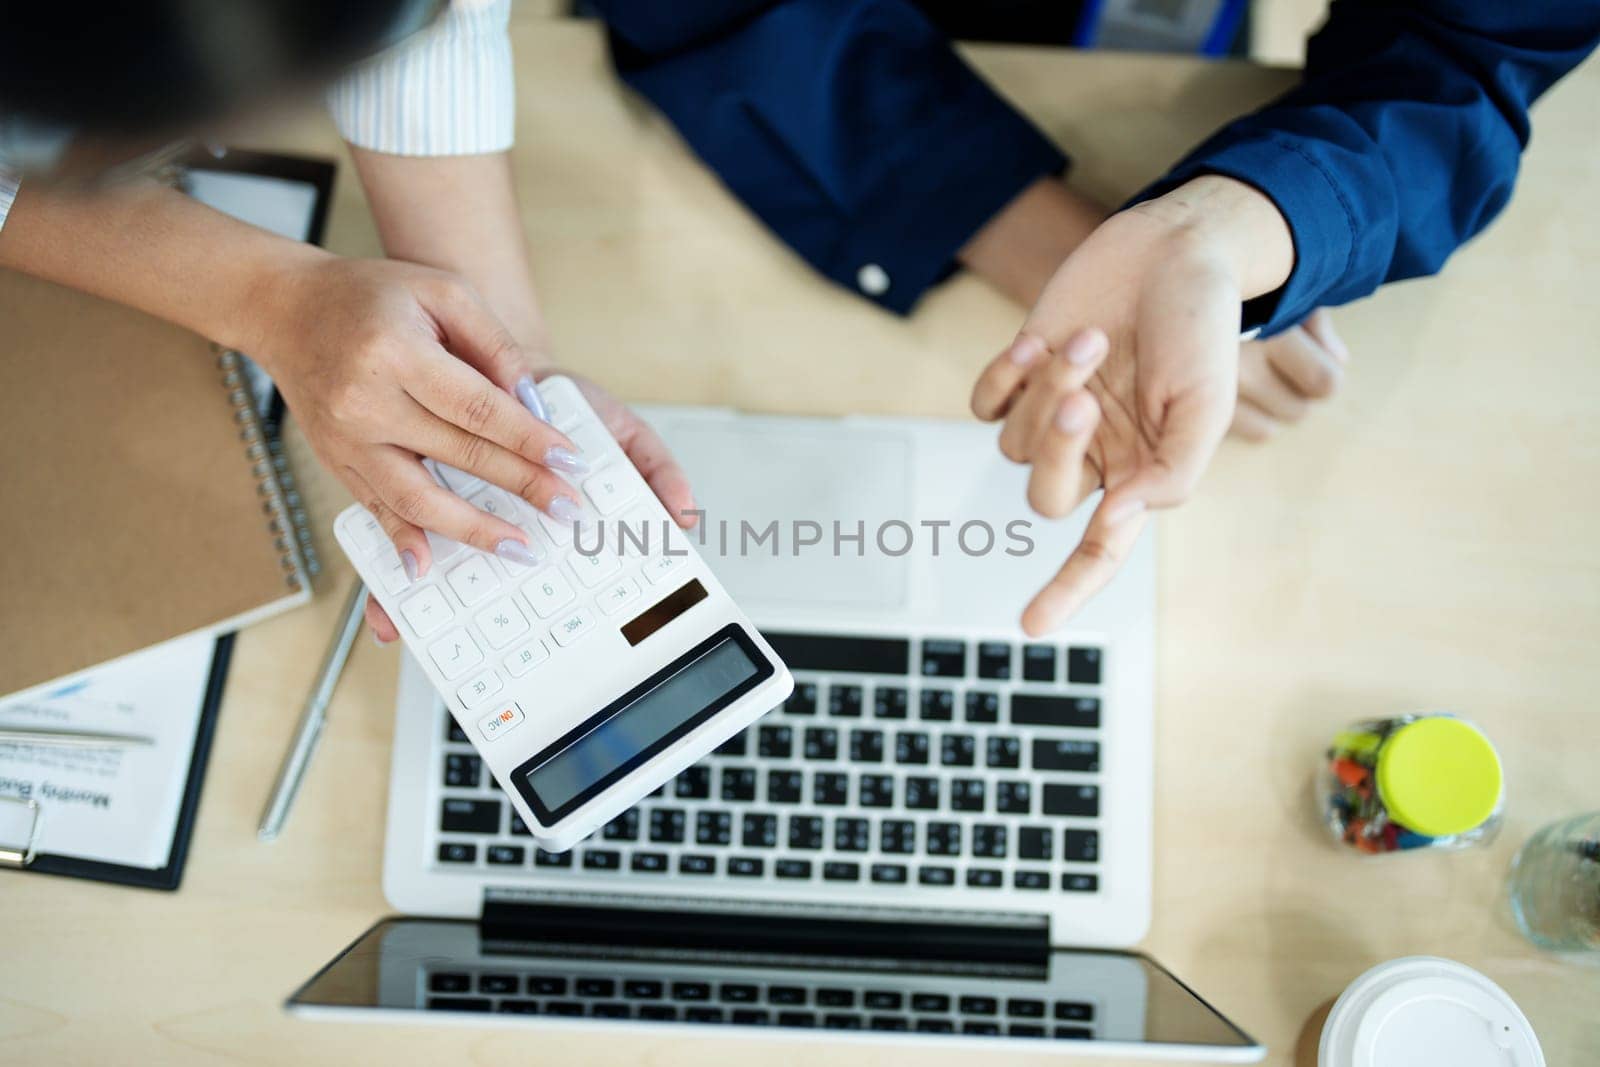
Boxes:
[289,918,1260,1056]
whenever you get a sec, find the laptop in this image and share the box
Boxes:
[289,407,1264,1061]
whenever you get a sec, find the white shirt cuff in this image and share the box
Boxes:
[0,167,19,233]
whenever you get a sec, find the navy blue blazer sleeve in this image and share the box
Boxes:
[592,0,1068,314]
[1135,1,1600,335]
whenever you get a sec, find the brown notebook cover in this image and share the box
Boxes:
[0,268,309,698]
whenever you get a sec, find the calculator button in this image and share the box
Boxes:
[477,703,524,742]
[522,570,575,618]
[503,639,549,677]
[643,553,683,584]
[347,510,388,552]
[428,628,484,680]
[582,468,637,516]
[569,422,614,463]
[375,549,412,594]
[468,487,518,523]
[537,377,584,431]
[597,577,641,615]
[457,670,503,709]
[538,510,574,546]
[570,548,622,588]
[446,556,500,607]
[550,608,596,647]
[474,596,529,649]
[401,587,454,638]
[433,461,482,496]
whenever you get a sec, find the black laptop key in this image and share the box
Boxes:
[924,821,961,855]
[720,983,758,1002]
[1062,873,1100,893]
[971,824,1007,858]
[849,728,884,763]
[767,769,803,803]
[631,850,668,873]
[828,684,863,718]
[428,996,491,1012]
[1008,998,1046,1018]
[721,766,757,802]
[509,813,532,837]
[695,810,732,845]
[728,856,765,877]
[1022,643,1058,682]
[639,1005,678,1021]
[443,752,481,788]
[1033,738,1101,773]
[783,682,818,716]
[940,733,975,767]
[742,813,778,847]
[966,867,1002,888]
[920,639,967,677]
[767,985,806,1005]
[996,780,1032,814]
[1010,1023,1047,1037]
[1063,828,1099,862]
[544,1001,583,1016]
[592,1002,630,1019]
[803,727,839,761]
[624,980,663,999]
[951,778,986,811]
[986,735,1021,769]
[761,633,910,675]
[478,973,518,995]
[833,817,870,852]
[1042,783,1100,817]
[1014,869,1050,890]
[903,775,939,810]
[675,764,712,799]
[1019,826,1054,861]
[1067,646,1102,684]
[822,860,860,881]
[813,772,849,806]
[649,807,686,843]
[714,730,748,757]
[879,819,915,854]
[960,995,998,1015]
[963,1021,1000,1035]
[602,809,639,841]
[1055,1001,1095,1021]
[673,981,711,1000]
[916,1018,955,1033]
[730,1008,769,1025]
[976,642,1012,679]
[917,865,955,886]
[816,988,855,1007]
[964,690,1000,723]
[864,991,904,1010]
[486,844,525,866]
[859,774,895,808]
[582,849,621,870]
[893,731,930,765]
[777,1011,817,1027]
[576,978,616,997]
[824,1013,864,1029]
[1055,1025,1093,1039]
[788,815,824,850]
[919,688,954,721]
[775,858,814,879]
[429,972,470,993]
[757,724,793,758]
[685,1006,725,1023]
[528,975,568,996]
[437,842,476,864]
[868,1015,910,1031]
[444,716,468,743]
[498,1000,540,1015]
[873,686,909,719]
[911,993,950,1012]
[678,853,716,875]
[1012,694,1099,729]
[440,798,500,834]
[534,848,570,867]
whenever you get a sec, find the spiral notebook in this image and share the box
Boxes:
[0,151,331,704]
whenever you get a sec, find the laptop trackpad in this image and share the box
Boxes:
[658,422,912,612]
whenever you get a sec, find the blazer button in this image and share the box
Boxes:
[856,263,890,296]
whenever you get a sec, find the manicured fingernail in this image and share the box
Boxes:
[1055,399,1092,435]
[494,538,543,567]
[1105,499,1146,525]
[400,550,419,582]
[514,375,551,422]
[545,496,583,525]
[1008,334,1048,367]
[544,446,588,476]
[1065,331,1103,366]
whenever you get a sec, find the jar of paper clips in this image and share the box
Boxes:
[1321,714,1503,855]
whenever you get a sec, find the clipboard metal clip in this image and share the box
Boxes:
[0,796,43,869]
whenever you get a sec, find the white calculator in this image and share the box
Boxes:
[333,376,793,853]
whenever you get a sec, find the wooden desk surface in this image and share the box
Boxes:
[4,18,1598,1067]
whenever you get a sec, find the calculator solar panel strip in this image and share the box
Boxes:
[382,407,1157,957]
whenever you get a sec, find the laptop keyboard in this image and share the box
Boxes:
[432,632,1104,898]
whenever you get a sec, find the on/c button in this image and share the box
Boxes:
[478,704,525,742]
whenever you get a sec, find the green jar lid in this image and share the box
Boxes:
[1375,717,1502,837]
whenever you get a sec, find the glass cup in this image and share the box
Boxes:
[1508,811,1600,952]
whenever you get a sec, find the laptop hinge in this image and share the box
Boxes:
[480,888,1050,967]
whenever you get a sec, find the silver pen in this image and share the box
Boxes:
[0,728,154,748]
[257,579,369,841]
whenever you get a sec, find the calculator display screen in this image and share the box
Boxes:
[523,635,762,815]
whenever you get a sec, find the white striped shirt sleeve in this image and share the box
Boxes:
[327,0,515,157]
[0,167,18,232]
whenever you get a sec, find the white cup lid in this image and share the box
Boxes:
[1319,957,1543,1067]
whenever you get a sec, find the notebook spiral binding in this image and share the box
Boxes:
[218,349,316,590]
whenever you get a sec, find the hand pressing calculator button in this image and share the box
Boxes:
[334,374,793,853]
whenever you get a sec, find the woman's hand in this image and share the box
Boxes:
[1232,309,1348,441]
[971,176,1296,635]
